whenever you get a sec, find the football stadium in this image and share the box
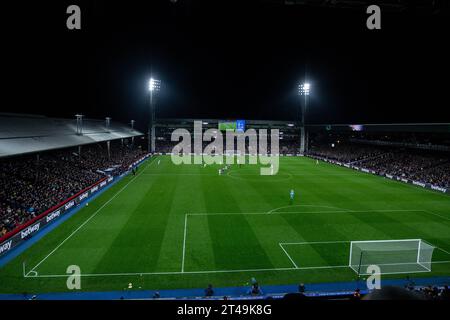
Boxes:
[1,0,450,305]
[1,118,449,300]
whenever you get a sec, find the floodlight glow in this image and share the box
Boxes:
[149,78,154,91]
[299,82,310,95]
[149,78,161,92]
[287,123,294,127]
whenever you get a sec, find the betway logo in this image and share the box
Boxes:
[46,210,61,223]
[431,185,447,193]
[100,181,107,187]
[412,181,426,188]
[0,241,12,254]
[91,185,99,193]
[21,223,40,239]
[107,177,113,182]
[79,192,89,201]
[65,200,75,210]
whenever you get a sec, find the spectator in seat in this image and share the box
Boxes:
[248,282,263,296]
[440,285,450,300]
[298,283,306,293]
[205,284,214,297]
[351,288,361,300]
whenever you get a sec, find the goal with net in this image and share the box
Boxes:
[349,239,435,276]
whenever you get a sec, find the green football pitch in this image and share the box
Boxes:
[0,155,449,294]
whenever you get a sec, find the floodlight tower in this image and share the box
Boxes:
[298,82,310,154]
[75,114,84,135]
[105,117,112,159]
[148,78,161,153]
[130,120,136,146]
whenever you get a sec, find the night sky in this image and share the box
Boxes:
[3,0,449,132]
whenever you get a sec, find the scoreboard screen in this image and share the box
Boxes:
[236,120,246,132]
[218,121,236,131]
[218,120,246,132]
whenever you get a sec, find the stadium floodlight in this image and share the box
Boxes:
[148,77,161,153]
[349,239,435,276]
[149,78,161,92]
[287,123,294,127]
[298,81,311,154]
[298,82,310,95]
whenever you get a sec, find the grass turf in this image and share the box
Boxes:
[0,155,449,294]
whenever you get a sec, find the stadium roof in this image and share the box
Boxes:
[0,113,144,158]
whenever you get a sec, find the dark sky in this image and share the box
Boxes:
[3,0,450,132]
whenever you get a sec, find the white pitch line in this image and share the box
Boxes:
[142,173,217,176]
[279,243,298,269]
[438,247,450,255]
[424,210,450,222]
[24,265,346,278]
[25,156,158,277]
[267,204,349,214]
[281,240,350,245]
[181,214,188,273]
[186,209,426,216]
[24,260,450,279]
[25,260,450,279]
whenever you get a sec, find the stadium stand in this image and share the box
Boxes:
[307,125,450,190]
[0,114,145,236]
[0,143,145,235]
[308,144,450,189]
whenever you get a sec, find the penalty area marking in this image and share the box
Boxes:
[23,188,450,278]
[181,210,450,279]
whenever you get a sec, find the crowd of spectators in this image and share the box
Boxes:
[155,140,299,155]
[308,143,450,189]
[0,142,146,236]
[404,284,450,300]
[360,151,448,180]
[309,144,386,163]
[193,279,450,300]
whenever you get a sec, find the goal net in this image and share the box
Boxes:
[349,239,435,276]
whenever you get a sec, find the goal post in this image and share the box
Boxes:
[349,239,435,276]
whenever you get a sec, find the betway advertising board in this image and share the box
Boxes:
[0,154,151,258]
[307,155,449,196]
[0,176,114,257]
